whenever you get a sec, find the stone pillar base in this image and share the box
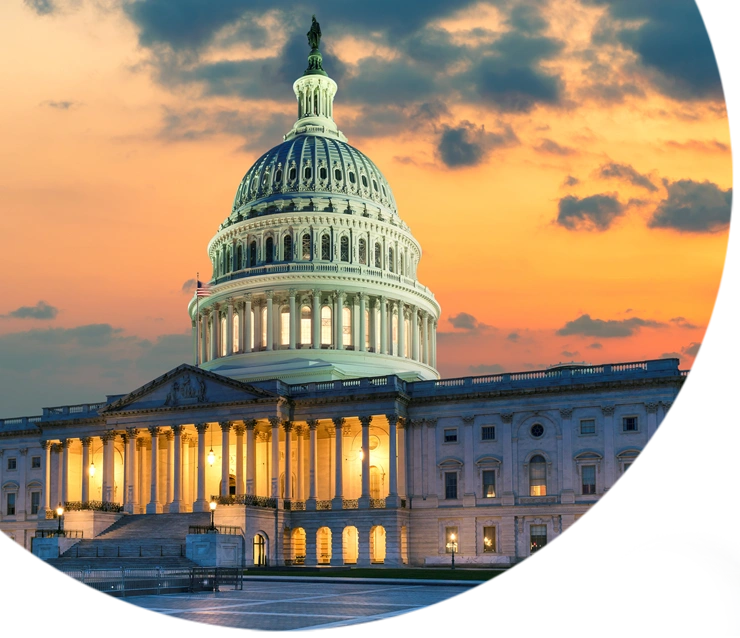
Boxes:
[385,495,400,508]
[358,496,370,509]
[331,497,343,510]
[193,499,209,513]
[169,500,186,513]
[305,498,317,511]
[145,502,163,514]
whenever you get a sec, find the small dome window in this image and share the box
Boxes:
[372,179,378,191]
[381,184,386,196]
[530,424,545,438]
[289,167,297,181]
[319,166,327,180]
[304,166,312,180]
[361,175,368,188]
[349,172,356,184]
[340,236,349,262]
[334,168,342,180]
[262,172,269,186]
[275,168,283,183]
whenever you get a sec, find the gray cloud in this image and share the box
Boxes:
[24,0,55,15]
[437,120,518,168]
[556,314,666,338]
[561,350,579,357]
[670,316,699,329]
[562,175,580,187]
[181,279,196,294]
[664,139,729,154]
[536,138,576,156]
[598,162,657,192]
[448,312,493,333]
[469,363,505,375]
[1,301,58,320]
[556,193,625,231]
[41,100,79,110]
[647,179,732,233]
[507,332,520,342]
[681,342,701,357]
[587,342,603,349]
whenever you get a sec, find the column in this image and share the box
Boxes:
[80,437,91,504]
[296,426,305,501]
[125,429,138,513]
[232,423,244,495]
[200,310,209,364]
[194,423,208,511]
[312,289,321,349]
[359,293,367,352]
[283,421,293,501]
[191,319,198,365]
[169,426,184,512]
[369,298,378,353]
[182,435,192,509]
[61,439,71,505]
[137,438,146,513]
[431,320,437,368]
[121,432,130,510]
[269,417,280,498]
[288,289,297,350]
[246,420,256,495]
[335,291,344,349]
[210,306,219,361]
[602,405,616,489]
[54,444,63,508]
[359,416,372,507]
[306,420,318,509]
[463,416,475,505]
[397,303,406,359]
[422,312,429,365]
[263,291,273,350]
[147,427,162,513]
[40,441,51,518]
[380,296,388,355]
[243,294,253,353]
[332,418,345,508]
[397,418,407,500]
[102,431,115,503]
[646,402,659,438]
[501,412,515,505]
[165,430,174,508]
[220,421,232,497]
[254,300,262,349]
[560,409,575,503]
[411,306,419,361]
[226,298,234,355]
[387,414,399,507]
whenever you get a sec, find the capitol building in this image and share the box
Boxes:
[0,29,685,569]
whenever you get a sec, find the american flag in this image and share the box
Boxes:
[196,279,212,297]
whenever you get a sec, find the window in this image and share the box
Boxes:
[321,306,332,345]
[623,416,638,432]
[445,473,458,500]
[340,236,349,262]
[342,307,352,347]
[233,313,239,353]
[237,244,243,269]
[359,239,367,265]
[321,235,331,260]
[445,527,458,553]
[301,233,311,260]
[283,234,293,261]
[31,456,41,469]
[304,165,312,180]
[388,247,394,273]
[334,168,342,180]
[7,457,16,471]
[249,241,257,267]
[289,166,297,181]
[361,174,368,188]
[483,526,496,552]
[319,166,327,180]
[582,465,596,494]
[30,491,40,515]
[482,470,496,498]
[529,455,547,496]
[580,419,596,435]
[530,525,547,553]
[349,171,356,184]
[374,243,382,268]
[372,179,378,191]
[275,168,283,183]
[443,428,458,443]
[530,423,544,438]
[265,237,274,264]
[301,305,312,345]
[481,426,496,441]
[280,309,290,346]
[6,493,16,516]
[261,307,267,347]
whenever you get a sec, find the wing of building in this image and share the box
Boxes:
[0,30,686,569]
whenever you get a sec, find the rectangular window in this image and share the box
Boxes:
[6,493,16,516]
[582,465,596,494]
[445,526,458,553]
[482,470,496,498]
[7,457,16,471]
[31,456,41,469]
[580,419,596,435]
[443,428,458,443]
[30,491,40,515]
[483,526,496,552]
[445,472,458,500]
[481,426,496,441]
[623,416,638,432]
[530,525,547,553]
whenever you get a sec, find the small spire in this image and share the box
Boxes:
[305,15,327,76]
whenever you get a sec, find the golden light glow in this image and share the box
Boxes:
[56,505,64,517]
[208,448,215,466]
[209,500,217,511]
[88,462,95,477]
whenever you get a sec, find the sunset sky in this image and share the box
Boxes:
[0,0,733,416]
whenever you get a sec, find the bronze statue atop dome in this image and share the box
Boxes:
[307,15,321,51]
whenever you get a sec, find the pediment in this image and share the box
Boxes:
[102,364,276,414]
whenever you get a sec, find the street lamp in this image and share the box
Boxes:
[56,504,64,535]
[446,532,457,569]
[209,499,217,531]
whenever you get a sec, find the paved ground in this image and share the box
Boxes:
[122,577,479,631]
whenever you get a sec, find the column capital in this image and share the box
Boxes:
[559,408,573,419]
[288,288,297,297]
[661,401,673,410]
[371,297,379,309]
[380,295,387,304]
[244,419,257,431]
[136,438,147,450]
[358,292,367,302]
[282,420,294,432]
[41,440,51,450]
[171,425,184,435]
[312,288,322,297]
[500,412,514,423]
[195,422,208,434]
[294,424,305,436]
[164,430,174,441]
[396,416,407,430]
[148,426,161,437]
[226,297,234,307]
[244,292,253,303]
[268,416,281,428]
[601,405,616,416]
[219,420,233,432]
[359,416,373,428]
[120,432,130,444]
[332,417,345,429]
[233,423,246,435]
[102,430,117,443]
[645,402,659,414]
[306,419,320,431]
[265,290,274,300]
[125,427,139,438]
[20,447,28,456]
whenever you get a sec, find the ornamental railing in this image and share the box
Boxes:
[35,529,83,538]
[342,499,358,509]
[316,500,332,511]
[189,525,243,536]
[212,494,276,509]
[284,500,306,511]
[369,498,386,509]
[64,501,124,513]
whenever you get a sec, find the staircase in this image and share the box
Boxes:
[47,513,211,570]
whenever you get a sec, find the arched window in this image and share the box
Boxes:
[361,174,368,188]
[349,171,356,184]
[233,313,239,353]
[400,253,405,277]
[302,233,311,260]
[280,308,290,346]
[237,244,243,270]
[321,306,332,346]
[381,184,386,196]
[342,306,352,347]
[249,241,257,267]
[321,235,331,260]
[265,237,274,264]
[319,166,327,180]
[283,234,293,261]
[289,166,297,181]
[226,247,232,273]
[304,165,312,180]
[372,179,378,191]
[220,316,227,356]
[374,243,382,268]
[334,168,342,180]
[529,455,547,496]
[340,236,349,262]
[275,168,283,183]
[301,305,311,345]
[261,306,267,348]
[358,239,367,265]
[388,247,395,273]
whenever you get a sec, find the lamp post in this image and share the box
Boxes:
[446,532,457,569]
[209,499,217,531]
[56,504,64,535]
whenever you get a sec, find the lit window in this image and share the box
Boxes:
[342,307,352,346]
[281,309,290,346]
[482,470,496,498]
[7,457,16,471]
[321,306,332,345]
[445,473,458,500]
[530,525,547,553]
[582,465,596,494]
[261,307,267,347]
[483,526,496,552]
[302,234,311,260]
[481,426,496,441]
[220,316,227,356]
[444,429,458,443]
[529,455,547,496]
[623,416,638,432]
[6,493,16,516]
[250,309,255,349]
[580,419,596,435]
[232,313,239,352]
[301,306,312,345]
[30,492,40,515]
